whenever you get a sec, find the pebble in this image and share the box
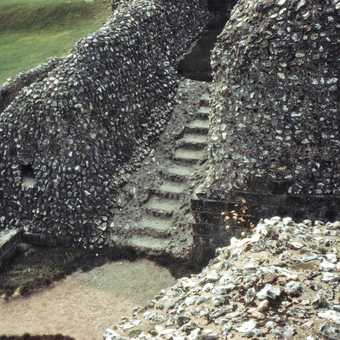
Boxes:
[256,284,281,300]
[284,281,303,297]
[0,0,210,246]
[104,217,340,339]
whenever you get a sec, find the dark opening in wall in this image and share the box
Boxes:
[208,0,232,12]
[325,209,336,222]
[20,163,36,189]
[177,0,237,81]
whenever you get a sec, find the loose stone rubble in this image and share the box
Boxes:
[0,0,210,247]
[205,0,340,200]
[104,217,340,339]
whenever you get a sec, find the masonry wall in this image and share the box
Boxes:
[204,0,340,207]
[0,58,61,114]
[0,0,124,114]
[0,0,210,248]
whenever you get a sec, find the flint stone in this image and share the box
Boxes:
[0,0,210,246]
[257,284,281,300]
[204,0,340,210]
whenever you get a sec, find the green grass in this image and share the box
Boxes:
[0,0,111,84]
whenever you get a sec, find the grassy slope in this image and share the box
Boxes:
[0,0,111,84]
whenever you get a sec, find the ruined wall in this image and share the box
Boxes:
[205,0,340,203]
[0,0,120,114]
[111,0,122,12]
[0,58,61,113]
[0,0,210,248]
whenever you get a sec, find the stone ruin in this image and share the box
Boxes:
[0,0,210,248]
[203,0,340,220]
[0,58,61,114]
[5,0,339,253]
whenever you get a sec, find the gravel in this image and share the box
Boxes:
[104,217,340,339]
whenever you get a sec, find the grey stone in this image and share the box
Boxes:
[257,284,281,300]
[0,0,210,247]
[203,0,340,212]
[284,281,303,297]
[107,218,340,339]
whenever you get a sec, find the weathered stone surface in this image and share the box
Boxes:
[0,229,22,268]
[0,0,210,248]
[105,217,340,339]
[108,80,211,261]
[0,57,61,113]
[205,0,340,200]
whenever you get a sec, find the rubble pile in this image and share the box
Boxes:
[105,217,340,339]
[0,0,210,247]
[205,0,340,199]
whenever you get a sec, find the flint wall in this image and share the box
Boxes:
[205,0,340,202]
[0,58,61,114]
[0,0,210,247]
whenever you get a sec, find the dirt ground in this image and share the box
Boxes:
[0,244,113,299]
[0,336,74,340]
[0,79,208,339]
[0,253,176,339]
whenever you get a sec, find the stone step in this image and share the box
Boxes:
[188,119,209,129]
[153,180,188,199]
[126,235,171,255]
[0,229,22,268]
[161,164,194,182]
[144,195,181,218]
[174,148,206,164]
[197,106,210,120]
[185,119,209,134]
[160,180,187,194]
[107,87,212,262]
[145,195,181,211]
[200,93,211,107]
[179,133,208,149]
[112,233,191,260]
[130,216,173,238]
[144,207,174,218]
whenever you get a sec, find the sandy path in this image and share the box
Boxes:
[0,260,175,340]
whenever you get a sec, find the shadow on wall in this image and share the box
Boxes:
[177,0,238,81]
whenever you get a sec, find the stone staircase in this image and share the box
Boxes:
[110,92,210,261]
